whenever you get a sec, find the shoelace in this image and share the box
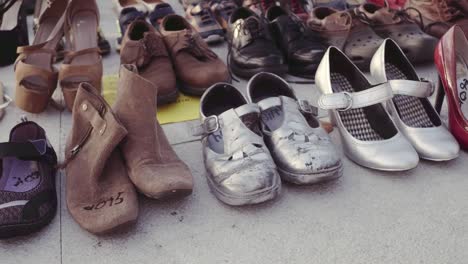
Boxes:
[123,33,167,68]
[226,16,315,84]
[175,31,218,60]
[226,17,270,81]
[394,7,424,28]
[287,14,320,44]
[354,7,425,28]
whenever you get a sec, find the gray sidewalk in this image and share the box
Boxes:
[0,1,467,263]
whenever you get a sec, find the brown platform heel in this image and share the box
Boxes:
[113,65,193,200]
[59,0,103,111]
[14,0,67,113]
[64,82,139,234]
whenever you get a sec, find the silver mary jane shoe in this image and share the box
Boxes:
[246,72,343,185]
[370,39,460,161]
[315,46,419,171]
[193,83,281,206]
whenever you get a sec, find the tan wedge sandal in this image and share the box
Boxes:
[59,0,103,111]
[14,0,67,113]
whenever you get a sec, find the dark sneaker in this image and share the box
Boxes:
[186,1,225,43]
[210,0,238,31]
[227,7,286,78]
[145,2,176,28]
[0,119,57,239]
[267,6,325,78]
[116,7,147,52]
[98,28,111,56]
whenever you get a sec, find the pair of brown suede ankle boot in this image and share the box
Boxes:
[64,65,193,234]
[120,16,230,104]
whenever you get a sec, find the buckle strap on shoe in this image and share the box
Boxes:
[388,79,434,98]
[192,115,221,137]
[318,83,393,111]
[298,99,318,116]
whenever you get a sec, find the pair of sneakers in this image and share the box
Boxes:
[194,73,343,206]
[113,0,175,51]
[185,0,238,43]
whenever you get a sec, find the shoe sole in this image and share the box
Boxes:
[230,59,288,79]
[277,163,343,185]
[203,34,224,44]
[205,173,281,206]
[157,89,179,105]
[178,76,232,96]
[0,202,57,239]
[288,63,319,79]
[140,188,193,200]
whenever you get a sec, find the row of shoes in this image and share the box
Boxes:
[280,0,468,41]
[229,0,439,80]
[195,28,468,205]
[255,0,468,40]
[0,63,196,238]
[15,0,230,113]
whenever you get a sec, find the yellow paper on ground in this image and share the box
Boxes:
[102,74,200,124]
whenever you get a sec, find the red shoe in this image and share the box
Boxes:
[368,0,406,9]
[434,25,468,149]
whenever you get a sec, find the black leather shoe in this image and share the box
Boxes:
[266,6,325,78]
[227,7,287,78]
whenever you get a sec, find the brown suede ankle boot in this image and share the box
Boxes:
[113,65,193,199]
[65,82,139,234]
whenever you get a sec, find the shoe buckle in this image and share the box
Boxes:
[298,99,318,116]
[191,115,220,137]
[203,115,220,134]
[420,78,435,96]
[337,92,353,112]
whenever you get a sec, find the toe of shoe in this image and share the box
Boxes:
[133,163,194,198]
[217,167,279,196]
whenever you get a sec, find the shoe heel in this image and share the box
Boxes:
[435,75,446,114]
[15,84,51,113]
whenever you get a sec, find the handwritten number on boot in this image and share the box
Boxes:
[83,192,125,211]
